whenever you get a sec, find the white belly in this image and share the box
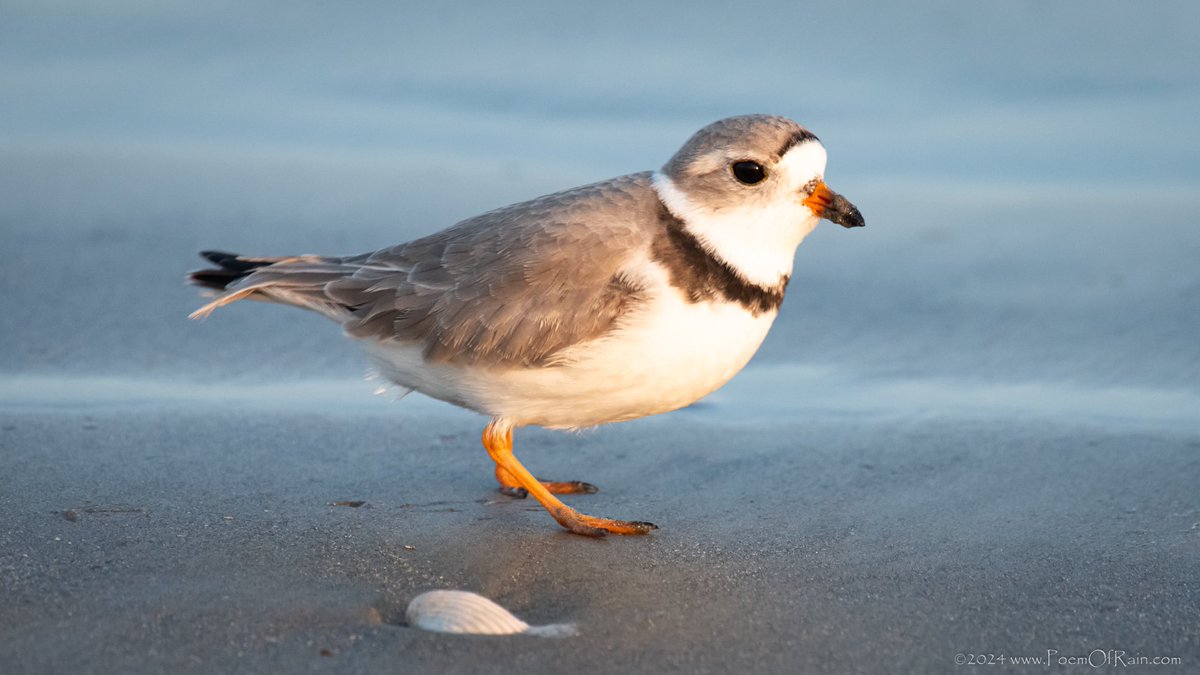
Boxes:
[363,289,777,430]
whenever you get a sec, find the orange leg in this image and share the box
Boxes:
[482,419,656,537]
[494,464,598,497]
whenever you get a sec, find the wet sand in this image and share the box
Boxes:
[2,380,1197,674]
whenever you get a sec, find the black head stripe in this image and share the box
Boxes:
[775,129,819,159]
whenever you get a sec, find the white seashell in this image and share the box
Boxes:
[405,590,577,638]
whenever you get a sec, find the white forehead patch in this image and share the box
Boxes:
[778,140,827,185]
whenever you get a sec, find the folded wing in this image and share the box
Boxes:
[190,173,658,368]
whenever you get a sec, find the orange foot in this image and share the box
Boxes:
[495,465,598,498]
[483,420,657,537]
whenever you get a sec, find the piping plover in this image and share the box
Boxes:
[190,114,864,537]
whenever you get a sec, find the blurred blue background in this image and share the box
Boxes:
[2,1,1198,412]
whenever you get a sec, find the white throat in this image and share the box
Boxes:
[652,172,820,288]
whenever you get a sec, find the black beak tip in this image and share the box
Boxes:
[838,206,865,229]
[826,192,865,229]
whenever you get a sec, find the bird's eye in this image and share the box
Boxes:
[731,161,767,185]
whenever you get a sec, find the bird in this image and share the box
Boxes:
[188,114,864,537]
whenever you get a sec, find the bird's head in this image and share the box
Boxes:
[660,114,863,230]
[654,115,863,287]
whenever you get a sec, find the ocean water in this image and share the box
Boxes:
[1,1,1198,428]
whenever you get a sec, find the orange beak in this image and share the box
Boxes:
[803,181,865,229]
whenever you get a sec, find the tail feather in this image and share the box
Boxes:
[189,250,278,291]
[187,250,357,320]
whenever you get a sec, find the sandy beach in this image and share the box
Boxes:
[2,374,1197,673]
[3,2,1199,672]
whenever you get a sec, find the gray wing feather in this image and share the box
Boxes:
[202,172,659,368]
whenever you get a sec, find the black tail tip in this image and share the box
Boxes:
[190,250,258,290]
[189,270,237,291]
[199,250,251,268]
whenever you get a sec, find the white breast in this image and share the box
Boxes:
[363,260,778,429]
